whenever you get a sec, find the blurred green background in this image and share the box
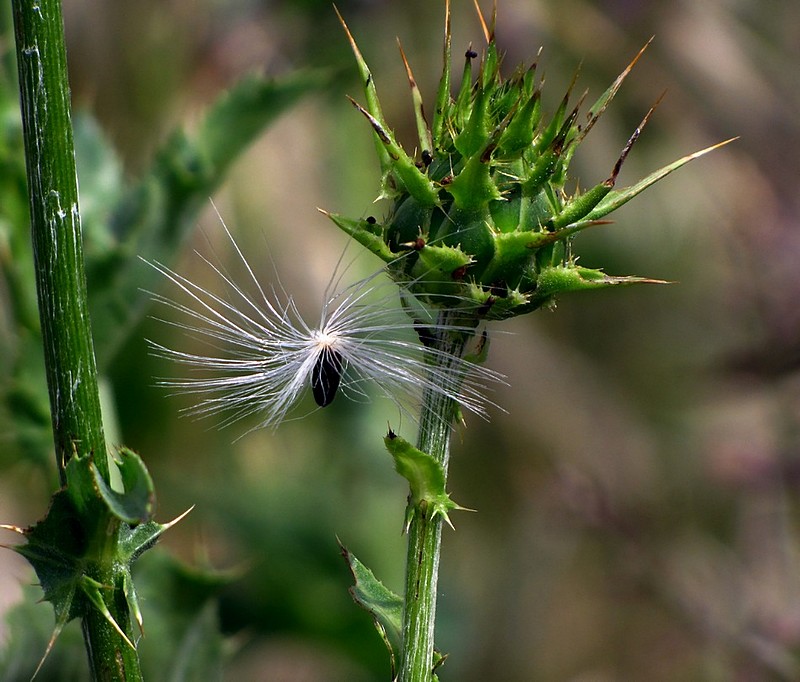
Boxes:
[1,0,799,680]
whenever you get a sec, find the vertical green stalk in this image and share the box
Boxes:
[12,0,142,678]
[11,0,107,485]
[399,311,466,681]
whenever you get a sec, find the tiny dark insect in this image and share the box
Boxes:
[311,347,344,407]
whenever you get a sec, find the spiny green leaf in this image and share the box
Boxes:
[321,209,397,263]
[453,47,477,130]
[416,243,472,274]
[341,543,403,674]
[3,493,87,674]
[524,264,669,312]
[63,452,105,523]
[119,507,193,563]
[551,180,612,229]
[1,478,188,675]
[384,431,469,530]
[398,41,433,156]
[585,138,737,221]
[11,492,86,619]
[63,448,156,532]
[447,151,503,211]
[532,77,575,155]
[124,570,144,636]
[576,39,652,145]
[521,146,561,197]
[431,0,452,146]
[347,96,440,206]
[454,84,490,158]
[411,243,474,295]
[478,229,559,285]
[335,5,393,175]
[462,282,529,320]
[79,575,135,650]
[92,447,154,526]
[497,87,541,155]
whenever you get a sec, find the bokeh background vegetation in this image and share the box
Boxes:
[1,0,798,679]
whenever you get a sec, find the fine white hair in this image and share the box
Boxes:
[143,206,505,432]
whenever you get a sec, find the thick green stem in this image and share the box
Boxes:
[399,312,466,681]
[11,0,107,484]
[12,0,141,678]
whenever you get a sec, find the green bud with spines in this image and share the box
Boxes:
[329,2,734,321]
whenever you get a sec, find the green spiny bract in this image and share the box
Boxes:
[326,2,731,322]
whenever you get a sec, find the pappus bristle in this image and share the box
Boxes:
[143,211,505,432]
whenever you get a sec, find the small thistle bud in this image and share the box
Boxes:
[329,3,734,322]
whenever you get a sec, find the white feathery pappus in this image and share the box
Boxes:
[142,205,505,432]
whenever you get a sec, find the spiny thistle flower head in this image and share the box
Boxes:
[325,1,732,321]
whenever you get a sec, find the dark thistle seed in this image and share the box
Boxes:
[311,347,344,407]
[414,322,437,348]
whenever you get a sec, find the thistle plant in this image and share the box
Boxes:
[321,2,732,680]
[138,2,733,681]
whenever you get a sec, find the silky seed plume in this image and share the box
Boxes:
[143,208,505,432]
